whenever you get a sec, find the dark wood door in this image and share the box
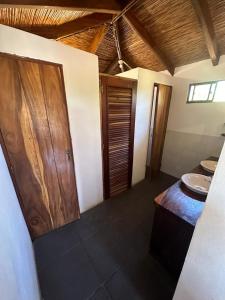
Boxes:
[0,54,79,238]
[100,75,137,199]
[150,83,172,177]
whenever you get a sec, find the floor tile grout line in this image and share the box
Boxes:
[35,234,83,273]
[102,270,120,300]
[86,283,113,300]
[34,175,178,300]
[80,232,121,300]
[79,235,107,297]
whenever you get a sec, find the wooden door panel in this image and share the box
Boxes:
[17,60,65,233]
[151,84,172,177]
[101,76,137,199]
[0,53,80,238]
[40,64,79,222]
[0,57,53,236]
[108,86,132,196]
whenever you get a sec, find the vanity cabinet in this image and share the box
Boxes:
[150,158,217,279]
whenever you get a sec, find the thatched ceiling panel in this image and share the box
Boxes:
[132,0,209,67]
[119,18,165,71]
[59,27,97,52]
[0,8,91,26]
[0,1,225,73]
[209,0,225,55]
[96,25,118,73]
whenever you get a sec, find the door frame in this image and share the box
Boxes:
[0,51,62,67]
[100,74,137,200]
[146,83,172,178]
[146,83,159,178]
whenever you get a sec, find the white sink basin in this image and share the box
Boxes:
[181,173,212,195]
[200,160,217,173]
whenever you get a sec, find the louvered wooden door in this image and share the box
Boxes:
[0,53,79,238]
[101,75,137,199]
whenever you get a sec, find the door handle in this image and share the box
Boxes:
[65,149,72,160]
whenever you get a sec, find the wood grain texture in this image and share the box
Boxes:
[100,75,137,199]
[150,84,172,177]
[150,205,194,279]
[40,63,79,223]
[119,0,211,71]
[0,0,122,13]
[105,56,119,74]
[20,13,112,39]
[191,0,220,65]
[150,158,217,279]
[104,52,134,74]
[97,25,119,74]
[18,60,66,230]
[60,27,98,51]
[0,54,79,238]
[1,0,225,72]
[124,11,174,75]
[0,57,53,236]
[154,157,218,213]
[88,24,108,54]
[0,8,91,26]
[209,0,225,57]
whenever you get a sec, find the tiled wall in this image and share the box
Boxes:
[161,130,224,177]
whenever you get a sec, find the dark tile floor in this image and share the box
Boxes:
[34,173,178,300]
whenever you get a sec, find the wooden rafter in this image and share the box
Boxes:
[191,0,220,66]
[105,53,134,74]
[0,0,122,13]
[19,13,112,40]
[105,57,119,74]
[123,11,175,75]
[88,24,108,54]
[112,0,139,24]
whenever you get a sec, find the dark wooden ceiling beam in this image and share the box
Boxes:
[112,0,139,23]
[88,24,108,54]
[19,13,112,40]
[0,0,122,13]
[105,57,119,74]
[191,0,220,66]
[105,54,134,74]
[123,11,174,75]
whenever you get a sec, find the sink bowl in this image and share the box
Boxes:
[181,173,212,195]
[200,160,217,173]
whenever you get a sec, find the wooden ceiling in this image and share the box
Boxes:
[0,0,224,75]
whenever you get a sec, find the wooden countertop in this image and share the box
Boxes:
[154,157,218,226]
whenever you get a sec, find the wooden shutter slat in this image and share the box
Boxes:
[101,76,137,199]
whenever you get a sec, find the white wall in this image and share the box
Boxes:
[161,56,225,177]
[0,146,40,300]
[119,57,225,183]
[173,141,225,300]
[119,68,173,185]
[0,24,103,213]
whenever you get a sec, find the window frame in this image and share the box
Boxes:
[187,80,221,104]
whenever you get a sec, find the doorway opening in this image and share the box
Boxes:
[146,83,172,179]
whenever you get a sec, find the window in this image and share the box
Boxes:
[187,81,225,103]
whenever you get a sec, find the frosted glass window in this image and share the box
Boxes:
[214,81,225,102]
[187,81,225,103]
[188,85,195,101]
[208,83,217,100]
[193,84,211,101]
